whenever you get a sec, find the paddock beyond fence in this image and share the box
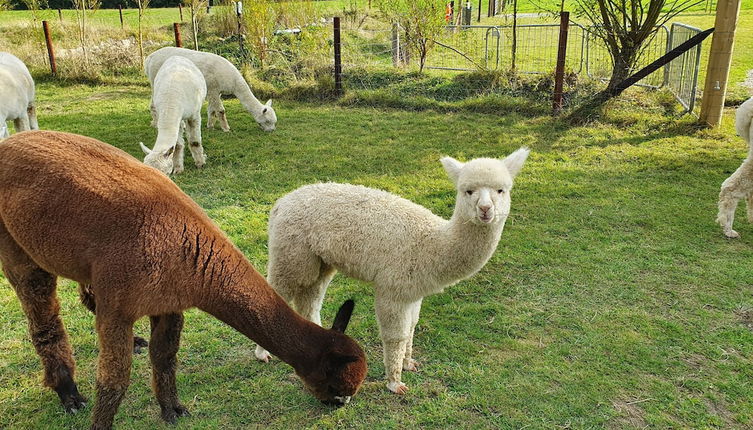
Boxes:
[338,19,705,112]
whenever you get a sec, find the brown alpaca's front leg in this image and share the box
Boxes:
[149,313,190,424]
[91,316,134,430]
[0,236,87,413]
[79,284,148,353]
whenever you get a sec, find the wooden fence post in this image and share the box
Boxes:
[42,21,57,76]
[699,0,741,127]
[391,22,400,67]
[173,22,183,47]
[552,11,569,115]
[119,4,124,29]
[334,17,342,95]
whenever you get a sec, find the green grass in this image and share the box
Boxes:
[1,73,753,429]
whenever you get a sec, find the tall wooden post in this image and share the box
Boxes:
[334,17,342,95]
[699,0,741,127]
[42,21,57,76]
[119,4,124,29]
[552,11,569,115]
[179,3,184,22]
[173,23,183,47]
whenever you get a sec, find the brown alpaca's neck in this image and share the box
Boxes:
[193,244,320,368]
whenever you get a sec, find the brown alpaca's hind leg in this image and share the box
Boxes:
[149,313,189,424]
[11,269,87,412]
[79,284,148,353]
[0,241,87,413]
[91,313,134,430]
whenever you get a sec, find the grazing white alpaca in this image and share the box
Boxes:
[717,96,753,238]
[255,148,530,394]
[0,52,38,138]
[144,47,276,132]
[140,56,207,175]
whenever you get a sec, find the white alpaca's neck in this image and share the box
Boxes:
[427,204,505,289]
[155,115,182,151]
[233,74,264,116]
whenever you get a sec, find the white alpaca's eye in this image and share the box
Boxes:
[497,189,505,194]
[466,190,473,196]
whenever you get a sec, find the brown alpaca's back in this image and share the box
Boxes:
[0,130,233,314]
[0,131,368,429]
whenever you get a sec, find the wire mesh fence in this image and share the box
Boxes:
[333,18,703,111]
[665,23,703,113]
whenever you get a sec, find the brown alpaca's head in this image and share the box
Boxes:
[296,300,367,405]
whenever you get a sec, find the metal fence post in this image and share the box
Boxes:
[42,21,57,76]
[174,22,183,47]
[553,11,570,114]
[179,4,184,22]
[57,8,62,22]
[119,4,124,29]
[334,17,342,95]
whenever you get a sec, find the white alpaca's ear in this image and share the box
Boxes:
[139,142,152,155]
[162,146,175,158]
[502,147,530,179]
[440,156,464,184]
[265,99,272,107]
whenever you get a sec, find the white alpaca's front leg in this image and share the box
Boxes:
[172,122,186,174]
[27,104,38,130]
[402,299,422,372]
[13,115,30,133]
[185,115,206,168]
[376,295,418,395]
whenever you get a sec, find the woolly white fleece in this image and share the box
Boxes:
[255,148,530,394]
[144,47,276,132]
[140,56,207,175]
[717,96,753,238]
[0,52,37,138]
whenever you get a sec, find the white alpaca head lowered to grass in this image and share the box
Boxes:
[441,147,530,226]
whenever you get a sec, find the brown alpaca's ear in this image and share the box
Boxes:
[331,299,355,333]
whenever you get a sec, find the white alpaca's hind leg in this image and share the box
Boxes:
[746,192,753,223]
[717,165,750,238]
[254,243,327,362]
[375,295,418,395]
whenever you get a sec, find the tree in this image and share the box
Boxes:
[183,0,208,50]
[375,0,446,72]
[72,0,100,66]
[136,0,150,66]
[574,0,703,96]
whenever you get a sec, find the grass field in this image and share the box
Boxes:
[1,73,753,428]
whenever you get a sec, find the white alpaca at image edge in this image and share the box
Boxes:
[144,47,276,132]
[0,52,38,138]
[717,96,753,238]
[140,55,207,175]
[255,148,530,394]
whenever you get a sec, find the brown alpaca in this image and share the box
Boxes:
[0,131,367,430]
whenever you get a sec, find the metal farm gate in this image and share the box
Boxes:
[420,21,704,113]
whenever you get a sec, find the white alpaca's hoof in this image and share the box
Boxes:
[173,166,184,175]
[387,381,408,395]
[255,347,271,363]
[402,359,419,372]
[724,229,740,238]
